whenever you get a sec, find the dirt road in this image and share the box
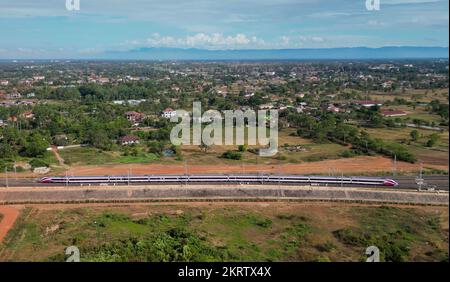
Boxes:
[51,146,66,167]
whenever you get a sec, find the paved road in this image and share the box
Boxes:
[2,175,448,190]
[394,175,449,191]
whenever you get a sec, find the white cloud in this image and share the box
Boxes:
[276,35,327,48]
[122,33,335,50]
[130,33,267,49]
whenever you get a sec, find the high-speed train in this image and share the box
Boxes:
[40,174,399,187]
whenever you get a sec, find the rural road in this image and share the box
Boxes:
[1,175,448,190]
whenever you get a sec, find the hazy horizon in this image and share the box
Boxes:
[0,0,448,59]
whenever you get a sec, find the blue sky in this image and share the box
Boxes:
[0,0,448,58]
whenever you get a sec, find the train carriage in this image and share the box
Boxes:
[40,175,399,187]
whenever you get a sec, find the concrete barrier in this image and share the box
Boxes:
[0,185,447,206]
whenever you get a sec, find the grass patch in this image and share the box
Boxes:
[113,153,159,164]
[333,206,448,262]
[1,204,448,262]
[59,147,116,165]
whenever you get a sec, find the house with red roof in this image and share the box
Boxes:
[380,109,407,117]
[124,111,146,123]
[162,108,177,119]
[119,135,140,146]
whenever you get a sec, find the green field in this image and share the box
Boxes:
[54,129,348,167]
[59,147,159,166]
[58,147,116,165]
[1,203,448,262]
[365,127,449,166]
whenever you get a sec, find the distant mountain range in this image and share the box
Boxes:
[102,46,449,60]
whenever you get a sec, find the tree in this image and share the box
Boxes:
[21,133,49,158]
[130,147,139,157]
[409,130,419,141]
[0,143,14,159]
[426,133,439,147]
[88,129,111,151]
[147,141,164,155]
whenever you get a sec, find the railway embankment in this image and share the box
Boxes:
[0,185,447,206]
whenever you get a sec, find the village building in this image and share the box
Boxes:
[215,86,228,97]
[380,109,407,117]
[120,135,140,146]
[6,91,21,99]
[33,76,45,81]
[22,110,35,119]
[327,105,341,113]
[124,111,146,123]
[97,77,110,84]
[162,108,177,119]
[382,81,393,88]
[8,115,17,122]
[353,100,383,108]
[259,103,275,110]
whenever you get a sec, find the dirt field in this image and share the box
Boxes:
[1,155,446,179]
[0,206,20,243]
[48,156,449,176]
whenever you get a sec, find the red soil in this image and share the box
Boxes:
[0,206,20,243]
[64,156,445,176]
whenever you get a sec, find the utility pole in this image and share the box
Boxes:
[415,162,424,191]
[14,160,17,180]
[184,160,188,186]
[278,164,281,190]
[419,162,423,179]
[393,154,397,177]
[128,166,130,186]
[5,167,8,188]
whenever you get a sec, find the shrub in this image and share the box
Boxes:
[238,145,248,152]
[0,160,14,171]
[276,155,287,161]
[29,158,49,168]
[221,151,242,160]
[316,241,336,252]
[340,150,357,158]
[426,133,440,147]
[409,130,419,141]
